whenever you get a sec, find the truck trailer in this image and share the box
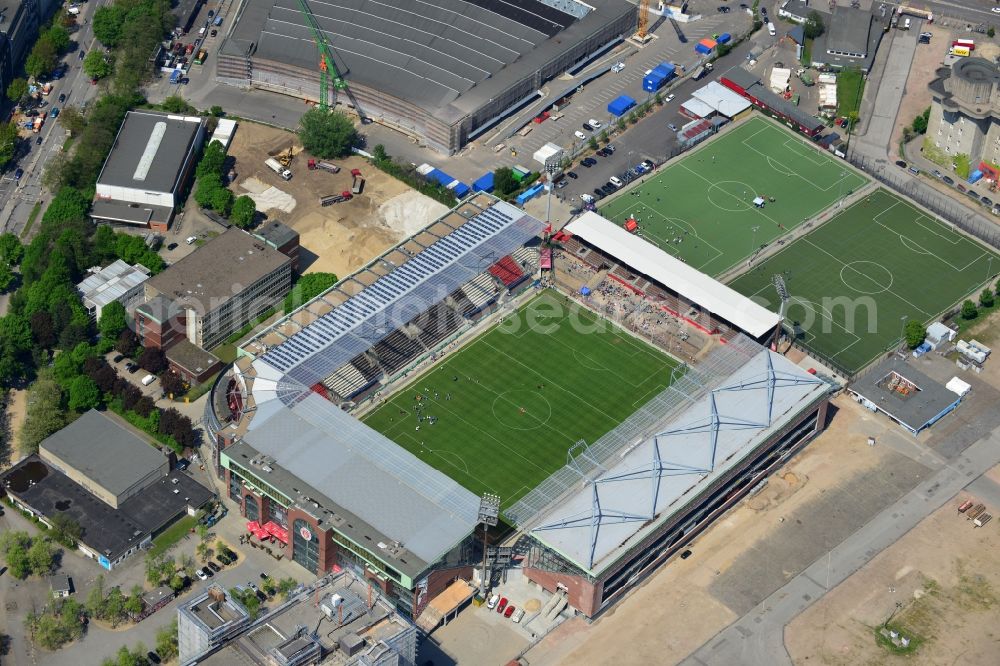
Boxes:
[320,191,353,206]
[308,159,340,173]
[351,168,365,194]
[265,158,292,180]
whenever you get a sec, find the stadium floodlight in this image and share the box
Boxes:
[772,274,790,330]
[478,493,501,598]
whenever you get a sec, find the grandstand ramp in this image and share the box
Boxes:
[415,579,477,633]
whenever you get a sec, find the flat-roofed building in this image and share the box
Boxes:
[76,259,150,320]
[92,111,206,232]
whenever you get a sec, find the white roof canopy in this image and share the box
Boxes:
[691,81,752,118]
[565,212,781,337]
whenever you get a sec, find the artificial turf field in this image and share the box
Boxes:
[727,189,1000,374]
[599,116,869,276]
[362,290,680,508]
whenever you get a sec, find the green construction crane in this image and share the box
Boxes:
[295,0,366,120]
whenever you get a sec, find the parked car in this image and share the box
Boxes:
[207,561,220,572]
[581,123,594,132]
[567,171,578,179]
[248,582,259,593]
[957,183,967,192]
[14,168,23,180]
[588,118,603,129]
[680,549,693,559]
[601,184,616,195]
[943,175,955,185]
[51,107,59,118]
[665,93,675,103]
[504,605,516,618]
[211,29,218,37]
[147,652,161,664]
[574,130,587,140]
[592,188,604,199]
[260,572,270,580]
[496,597,508,613]
[605,144,615,154]
[581,157,597,167]
[717,5,730,12]
[196,569,209,581]
[36,136,42,145]
[894,160,907,168]
[933,170,943,179]
[983,196,993,206]
[113,354,124,363]
[58,93,66,103]
[556,180,568,189]
[611,61,625,73]
[166,242,178,251]
[487,594,499,609]
[668,123,678,131]
[511,608,525,623]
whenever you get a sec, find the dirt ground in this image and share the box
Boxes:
[225,123,449,278]
[524,394,918,666]
[785,476,1000,666]
[4,388,26,463]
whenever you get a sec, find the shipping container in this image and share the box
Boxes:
[608,95,637,117]
[718,33,732,44]
[643,71,666,92]
[653,62,677,80]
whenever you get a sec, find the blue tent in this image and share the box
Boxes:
[580,286,591,296]
[608,95,637,117]
[472,172,494,192]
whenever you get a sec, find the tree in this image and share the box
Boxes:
[138,347,166,373]
[231,587,261,619]
[493,167,518,197]
[169,574,185,593]
[587,136,598,151]
[98,301,129,342]
[283,272,339,312]
[25,39,57,80]
[155,620,179,661]
[210,186,234,216]
[598,129,609,144]
[161,94,196,114]
[159,371,186,397]
[903,320,926,349]
[804,10,826,39]
[5,542,30,579]
[298,108,359,159]
[0,232,23,265]
[86,575,106,618]
[6,78,28,104]
[92,5,127,47]
[57,106,87,136]
[45,25,71,53]
[962,299,978,320]
[145,553,173,586]
[372,143,389,164]
[209,105,225,117]
[20,371,65,454]
[26,537,54,576]
[912,107,930,135]
[42,187,90,225]
[83,50,113,80]
[49,513,82,548]
[0,122,18,168]
[276,577,298,600]
[103,586,127,627]
[196,541,209,562]
[0,263,15,293]
[124,585,143,618]
[981,288,995,308]
[68,375,101,411]
[230,195,256,228]
[116,328,139,357]
[990,26,997,38]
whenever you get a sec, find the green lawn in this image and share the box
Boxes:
[362,291,681,507]
[599,116,868,277]
[727,189,1000,374]
[837,67,865,118]
[148,515,198,557]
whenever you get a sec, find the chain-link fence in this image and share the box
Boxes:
[845,151,1000,250]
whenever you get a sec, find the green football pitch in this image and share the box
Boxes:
[727,190,1000,374]
[599,116,869,276]
[362,290,680,507]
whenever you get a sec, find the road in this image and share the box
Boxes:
[682,426,1000,666]
[0,0,107,238]
[907,0,1000,25]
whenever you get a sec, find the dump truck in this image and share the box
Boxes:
[308,159,340,173]
[320,191,352,206]
[264,157,292,181]
[351,168,365,194]
[967,503,986,520]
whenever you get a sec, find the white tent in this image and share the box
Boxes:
[769,67,791,93]
[946,377,971,397]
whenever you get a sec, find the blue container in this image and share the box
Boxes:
[608,95,637,117]
[642,72,666,92]
[718,33,732,44]
[695,43,712,55]
[653,63,676,80]
[472,172,494,193]
[453,182,471,197]
[969,170,984,184]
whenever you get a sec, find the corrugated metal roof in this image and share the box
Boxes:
[77,260,150,311]
[565,212,781,337]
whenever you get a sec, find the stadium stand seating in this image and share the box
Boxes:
[489,255,527,288]
[414,303,464,348]
[373,329,425,374]
[462,273,500,310]
[512,245,539,270]
[351,354,382,383]
[323,363,371,400]
[448,288,480,318]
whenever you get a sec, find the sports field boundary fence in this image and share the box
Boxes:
[845,152,1000,251]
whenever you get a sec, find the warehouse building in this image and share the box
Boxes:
[92,111,206,231]
[2,410,212,570]
[722,68,825,138]
[76,259,150,321]
[507,337,831,617]
[216,0,636,154]
[137,227,292,351]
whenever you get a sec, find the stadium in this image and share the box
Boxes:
[205,191,834,623]
[215,0,636,154]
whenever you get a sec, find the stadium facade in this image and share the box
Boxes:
[205,194,833,621]
[216,0,636,154]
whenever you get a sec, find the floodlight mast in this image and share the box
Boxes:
[478,493,501,598]
[772,274,790,345]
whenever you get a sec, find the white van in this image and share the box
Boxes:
[609,175,624,188]
[902,18,911,30]
[185,235,197,244]
[767,22,776,37]
[141,374,156,386]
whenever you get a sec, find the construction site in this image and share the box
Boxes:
[215,0,636,154]
[224,122,449,277]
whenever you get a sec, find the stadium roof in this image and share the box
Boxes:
[254,199,544,389]
[97,111,202,194]
[520,342,828,573]
[39,410,166,498]
[222,0,632,122]
[237,392,480,571]
[564,212,781,338]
